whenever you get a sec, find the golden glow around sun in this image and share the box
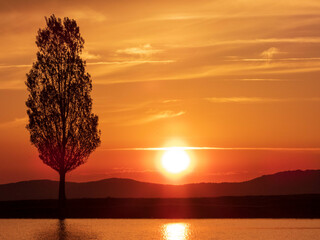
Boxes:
[161,148,191,174]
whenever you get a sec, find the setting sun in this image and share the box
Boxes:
[161,148,191,174]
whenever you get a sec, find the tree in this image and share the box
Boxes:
[26,15,101,213]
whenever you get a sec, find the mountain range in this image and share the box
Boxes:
[0,169,319,201]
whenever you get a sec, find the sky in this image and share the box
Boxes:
[0,0,320,184]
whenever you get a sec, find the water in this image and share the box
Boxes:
[0,219,319,240]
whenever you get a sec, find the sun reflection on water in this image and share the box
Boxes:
[162,223,189,240]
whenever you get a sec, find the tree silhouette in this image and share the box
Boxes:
[26,15,101,213]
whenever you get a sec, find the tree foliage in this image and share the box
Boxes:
[26,15,101,175]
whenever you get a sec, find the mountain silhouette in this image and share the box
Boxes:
[0,169,319,201]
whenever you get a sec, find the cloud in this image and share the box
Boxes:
[67,9,107,22]
[206,97,320,103]
[89,55,320,86]
[0,64,31,69]
[98,99,182,116]
[238,78,284,81]
[226,47,320,64]
[232,37,320,45]
[131,110,185,125]
[81,50,101,60]
[148,12,320,22]
[100,146,320,151]
[230,57,320,62]
[261,47,280,62]
[87,60,174,66]
[105,110,185,126]
[0,117,27,128]
[149,110,185,119]
[169,37,320,49]
[100,103,186,126]
[116,44,162,56]
[149,14,210,21]
[161,99,181,103]
[99,101,152,114]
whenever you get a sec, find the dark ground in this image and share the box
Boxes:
[0,194,319,218]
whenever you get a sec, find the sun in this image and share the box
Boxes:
[161,148,191,174]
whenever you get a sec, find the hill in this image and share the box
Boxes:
[0,169,319,201]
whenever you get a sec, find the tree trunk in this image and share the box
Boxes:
[58,171,66,219]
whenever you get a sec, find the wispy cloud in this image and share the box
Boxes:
[261,47,280,62]
[129,110,185,125]
[87,60,174,66]
[149,14,211,21]
[231,57,320,62]
[170,37,320,49]
[206,97,320,103]
[100,146,320,151]
[226,37,320,45]
[238,78,285,81]
[67,10,107,22]
[161,99,181,103]
[116,44,162,56]
[99,102,151,114]
[0,64,31,69]
[149,12,320,22]
[100,109,185,126]
[81,50,100,60]
[0,117,27,128]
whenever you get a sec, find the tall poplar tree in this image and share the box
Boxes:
[26,15,101,210]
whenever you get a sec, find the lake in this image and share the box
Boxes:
[0,219,319,240]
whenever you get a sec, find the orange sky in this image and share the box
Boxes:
[0,0,320,184]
